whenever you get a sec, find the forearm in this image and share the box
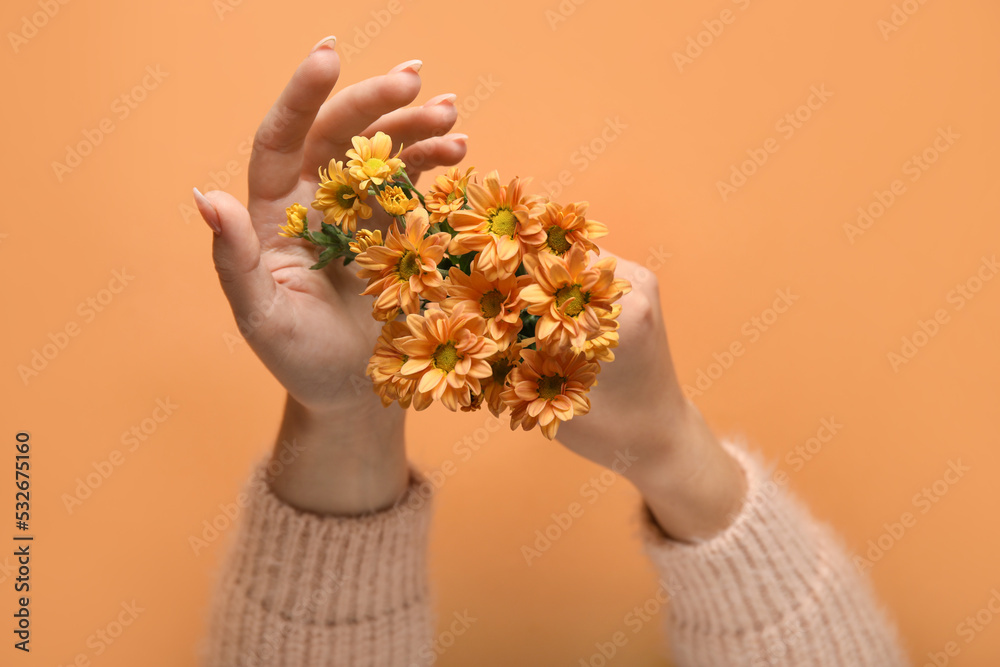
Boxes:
[266,392,410,515]
[624,401,748,543]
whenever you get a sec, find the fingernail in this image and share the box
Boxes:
[448,133,469,145]
[424,93,457,107]
[193,187,222,235]
[389,59,422,75]
[310,35,337,54]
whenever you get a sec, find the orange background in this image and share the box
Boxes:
[3,0,998,665]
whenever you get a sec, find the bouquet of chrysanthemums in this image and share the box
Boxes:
[279,131,631,439]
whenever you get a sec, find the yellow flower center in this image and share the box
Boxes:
[554,284,589,317]
[397,251,420,280]
[537,374,566,401]
[488,208,517,237]
[364,157,387,174]
[446,190,459,203]
[433,341,461,373]
[546,225,571,255]
[480,289,503,319]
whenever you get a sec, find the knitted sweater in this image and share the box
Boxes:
[200,440,910,666]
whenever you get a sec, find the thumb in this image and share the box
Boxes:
[193,188,279,340]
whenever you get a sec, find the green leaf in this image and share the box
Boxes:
[310,246,337,270]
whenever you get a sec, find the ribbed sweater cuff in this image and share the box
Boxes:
[639,439,909,667]
[201,459,435,667]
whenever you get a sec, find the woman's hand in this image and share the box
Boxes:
[194,37,467,514]
[556,255,748,542]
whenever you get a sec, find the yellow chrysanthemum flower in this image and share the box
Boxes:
[520,244,631,352]
[346,131,405,191]
[426,166,476,224]
[312,160,373,233]
[278,203,308,238]
[573,304,622,362]
[397,308,499,412]
[349,228,383,255]
[501,348,599,440]
[448,171,546,281]
[354,207,451,321]
[534,200,608,257]
[376,186,419,216]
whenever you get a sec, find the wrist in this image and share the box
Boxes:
[627,402,748,542]
[265,392,409,516]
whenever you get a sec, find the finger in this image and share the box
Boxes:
[360,95,458,151]
[398,134,468,183]
[196,189,282,340]
[302,60,423,174]
[249,38,341,204]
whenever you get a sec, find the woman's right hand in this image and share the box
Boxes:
[194,38,467,414]
[193,37,468,514]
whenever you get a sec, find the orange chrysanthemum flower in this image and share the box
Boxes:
[376,185,419,216]
[368,320,426,409]
[442,268,530,350]
[425,166,475,224]
[312,160,372,233]
[355,207,450,321]
[501,348,599,440]
[448,171,546,280]
[520,244,631,351]
[398,308,499,411]
[573,303,622,362]
[346,131,404,191]
[534,200,608,257]
[482,343,521,416]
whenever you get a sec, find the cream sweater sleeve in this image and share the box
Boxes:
[200,459,435,667]
[639,439,911,666]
